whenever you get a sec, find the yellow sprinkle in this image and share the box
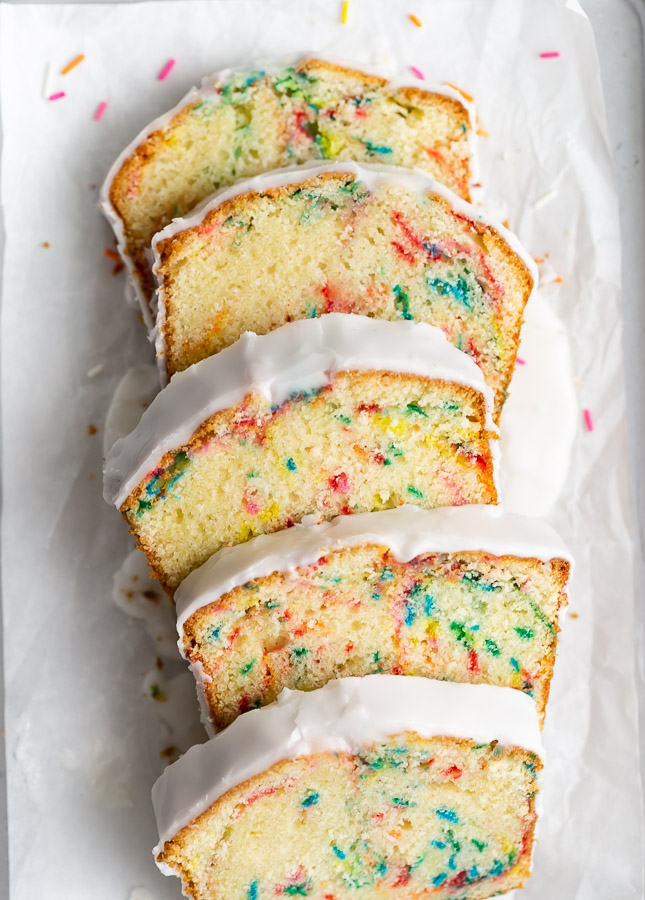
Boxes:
[61,53,85,75]
[476,128,490,138]
[409,13,422,27]
[341,0,349,24]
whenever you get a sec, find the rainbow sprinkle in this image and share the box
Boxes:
[540,51,560,59]
[445,82,474,103]
[158,59,176,81]
[104,248,121,262]
[584,409,594,432]
[410,66,425,80]
[94,101,108,121]
[61,54,85,75]
[48,92,66,102]
[341,0,349,24]
[515,357,526,366]
[409,13,422,27]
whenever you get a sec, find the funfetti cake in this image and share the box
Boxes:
[103,315,499,594]
[153,676,543,900]
[101,58,475,319]
[176,505,571,731]
[152,162,536,418]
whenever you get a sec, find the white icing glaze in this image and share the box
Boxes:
[499,293,577,516]
[99,56,477,327]
[102,365,161,455]
[103,314,500,509]
[152,675,543,854]
[175,504,572,639]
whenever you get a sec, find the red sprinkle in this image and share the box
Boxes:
[329,473,350,494]
[48,92,66,101]
[540,51,560,59]
[158,59,176,81]
[515,357,526,366]
[104,248,121,262]
[94,101,108,121]
[584,409,594,432]
[409,66,425,80]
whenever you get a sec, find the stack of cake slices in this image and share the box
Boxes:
[102,58,572,900]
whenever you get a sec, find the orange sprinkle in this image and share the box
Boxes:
[476,127,489,137]
[554,276,564,283]
[61,54,85,75]
[104,248,120,262]
[112,261,125,276]
[341,0,349,24]
[87,424,97,436]
[570,612,579,619]
[409,13,422,26]
[445,82,474,103]
[42,242,50,248]
[533,256,545,264]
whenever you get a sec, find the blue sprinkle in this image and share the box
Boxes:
[436,808,459,824]
[424,594,435,616]
[332,845,346,860]
[427,275,473,310]
[302,792,319,807]
[448,854,457,871]
[431,840,446,850]
[432,873,447,887]
[491,860,504,877]
[404,601,415,626]
[285,457,297,471]
[209,625,221,642]
[248,881,259,900]
[468,866,479,880]
[510,657,520,672]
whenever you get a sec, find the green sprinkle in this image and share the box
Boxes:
[393,284,412,320]
[514,626,534,640]
[240,659,256,675]
[471,839,488,852]
[407,402,428,417]
[484,638,500,656]
[291,647,309,658]
[407,486,423,499]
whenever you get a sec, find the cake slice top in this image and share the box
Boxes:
[175,504,572,638]
[152,675,543,854]
[103,314,498,509]
[100,57,476,320]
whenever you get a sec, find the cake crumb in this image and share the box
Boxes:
[42,242,50,248]
[150,683,167,702]
[160,745,177,760]
[87,364,104,378]
[87,424,98,435]
[143,589,159,603]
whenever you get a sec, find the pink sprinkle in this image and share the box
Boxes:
[48,92,66,101]
[329,472,350,494]
[540,51,560,59]
[158,59,176,81]
[94,101,108,121]
[515,357,526,366]
[410,66,425,80]
[584,409,594,432]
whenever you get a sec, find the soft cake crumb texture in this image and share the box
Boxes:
[156,174,532,419]
[123,372,497,593]
[109,58,473,300]
[158,735,540,900]
[184,548,569,729]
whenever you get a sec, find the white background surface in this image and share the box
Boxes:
[0,0,644,898]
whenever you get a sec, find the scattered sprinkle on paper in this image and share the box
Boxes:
[94,101,108,121]
[409,13,422,27]
[540,51,560,59]
[42,62,53,100]
[158,59,176,81]
[583,409,594,432]
[104,248,121,262]
[340,0,349,24]
[87,424,98,436]
[410,66,425,80]
[61,54,85,75]
[48,92,65,102]
[113,262,125,276]
[569,611,579,619]
[87,364,104,378]
[516,357,526,366]
[444,81,474,103]
[476,127,490,137]
[42,242,50,249]
[533,188,558,210]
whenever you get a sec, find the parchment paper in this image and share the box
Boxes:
[0,1,642,898]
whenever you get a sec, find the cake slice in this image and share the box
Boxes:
[101,58,475,319]
[177,505,571,731]
[153,676,543,899]
[103,315,499,594]
[152,162,535,418]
